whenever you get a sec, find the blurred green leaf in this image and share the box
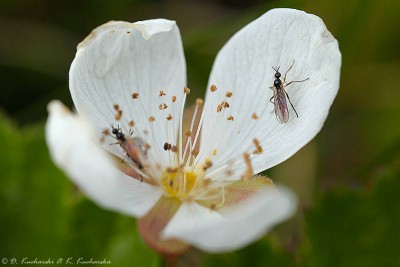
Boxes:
[302,166,400,267]
[205,238,295,267]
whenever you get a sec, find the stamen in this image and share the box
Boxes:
[189,180,229,203]
[166,167,178,173]
[172,96,177,103]
[252,138,263,155]
[190,109,205,162]
[217,101,230,112]
[164,142,172,151]
[159,92,176,165]
[182,172,187,196]
[182,98,201,164]
[115,110,123,121]
[227,115,234,121]
[202,157,213,171]
[194,89,233,166]
[112,104,123,121]
[251,112,258,119]
[148,116,155,122]
[215,185,226,209]
[183,87,191,94]
[166,114,173,121]
[226,91,233,98]
[210,84,217,92]
[131,92,139,99]
[159,103,168,110]
[196,98,204,106]
[191,149,199,157]
[178,88,188,164]
[241,153,253,181]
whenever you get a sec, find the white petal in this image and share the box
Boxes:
[200,8,341,178]
[46,100,162,217]
[69,19,186,166]
[161,185,296,252]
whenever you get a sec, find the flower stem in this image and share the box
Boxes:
[164,255,178,267]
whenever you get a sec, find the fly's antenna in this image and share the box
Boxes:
[272,66,280,72]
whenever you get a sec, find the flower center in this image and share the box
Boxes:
[161,167,203,200]
[101,85,261,203]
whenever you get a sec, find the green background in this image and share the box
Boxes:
[1,0,399,266]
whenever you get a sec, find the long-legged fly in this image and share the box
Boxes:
[269,60,309,123]
[110,126,147,169]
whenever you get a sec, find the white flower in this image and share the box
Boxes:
[46,8,341,254]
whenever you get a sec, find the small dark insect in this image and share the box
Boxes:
[110,126,147,170]
[269,61,309,123]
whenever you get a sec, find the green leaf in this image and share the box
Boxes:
[302,167,400,267]
[205,238,295,267]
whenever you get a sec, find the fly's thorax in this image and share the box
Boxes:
[273,78,282,88]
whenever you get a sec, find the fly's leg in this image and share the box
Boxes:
[109,142,120,145]
[283,60,295,83]
[285,91,299,118]
[285,78,309,87]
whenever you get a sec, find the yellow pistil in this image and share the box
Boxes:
[161,168,203,200]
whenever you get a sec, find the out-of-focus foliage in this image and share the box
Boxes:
[0,0,399,266]
[303,170,400,267]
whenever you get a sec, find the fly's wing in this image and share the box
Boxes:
[274,90,289,123]
[121,137,147,169]
[132,137,148,157]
